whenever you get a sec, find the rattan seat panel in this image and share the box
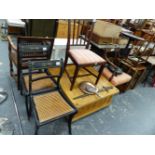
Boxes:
[24,73,55,92]
[33,91,74,123]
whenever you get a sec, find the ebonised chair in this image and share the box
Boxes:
[64,20,106,90]
[8,36,55,90]
[22,59,77,135]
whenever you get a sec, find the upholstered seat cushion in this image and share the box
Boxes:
[33,91,74,123]
[23,73,55,92]
[102,67,132,86]
[69,49,106,65]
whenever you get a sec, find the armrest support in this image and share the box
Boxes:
[7,36,17,51]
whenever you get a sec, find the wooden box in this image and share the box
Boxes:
[92,20,122,44]
[49,65,119,121]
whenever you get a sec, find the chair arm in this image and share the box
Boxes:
[7,36,17,51]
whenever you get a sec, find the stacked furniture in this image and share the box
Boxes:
[7,36,55,90]
[6,19,26,35]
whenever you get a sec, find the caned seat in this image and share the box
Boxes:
[33,91,74,123]
[23,73,55,92]
[103,67,132,86]
[69,49,105,65]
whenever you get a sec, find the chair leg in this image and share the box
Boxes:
[17,68,21,90]
[95,64,105,85]
[20,80,23,96]
[64,53,69,68]
[68,114,74,135]
[25,95,30,120]
[9,58,13,77]
[29,100,32,118]
[35,124,39,135]
[70,66,80,90]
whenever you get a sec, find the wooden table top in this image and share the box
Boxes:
[48,65,119,109]
[121,32,145,41]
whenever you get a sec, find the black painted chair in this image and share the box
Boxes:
[21,59,77,135]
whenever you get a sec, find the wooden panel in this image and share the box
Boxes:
[73,96,112,121]
[56,20,81,38]
[49,65,119,121]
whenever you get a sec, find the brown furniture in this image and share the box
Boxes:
[6,19,26,35]
[119,59,147,89]
[8,36,55,90]
[49,65,119,122]
[25,19,58,37]
[64,20,106,90]
[92,20,128,45]
[22,60,77,134]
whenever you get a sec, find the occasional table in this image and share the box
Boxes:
[121,32,145,57]
[49,65,119,121]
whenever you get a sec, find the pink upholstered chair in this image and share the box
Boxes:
[64,20,106,90]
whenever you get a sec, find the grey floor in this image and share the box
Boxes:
[1,20,155,135]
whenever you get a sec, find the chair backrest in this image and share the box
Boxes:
[28,59,64,94]
[133,40,155,58]
[128,40,155,66]
[66,19,95,51]
[17,36,55,66]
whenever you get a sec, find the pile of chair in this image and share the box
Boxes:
[7,19,155,134]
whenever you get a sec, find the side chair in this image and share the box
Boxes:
[8,36,55,90]
[64,19,106,90]
[22,59,77,135]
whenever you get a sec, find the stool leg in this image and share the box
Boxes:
[95,64,105,85]
[70,66,80,90]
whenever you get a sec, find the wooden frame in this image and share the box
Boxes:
[64,19,106,90]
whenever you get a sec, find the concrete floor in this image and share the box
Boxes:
[0,20,155,135]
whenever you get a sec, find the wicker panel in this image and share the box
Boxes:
[24,73,55,92]
[33,91,74,123]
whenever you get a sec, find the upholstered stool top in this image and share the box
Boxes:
[103,67,132,86]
